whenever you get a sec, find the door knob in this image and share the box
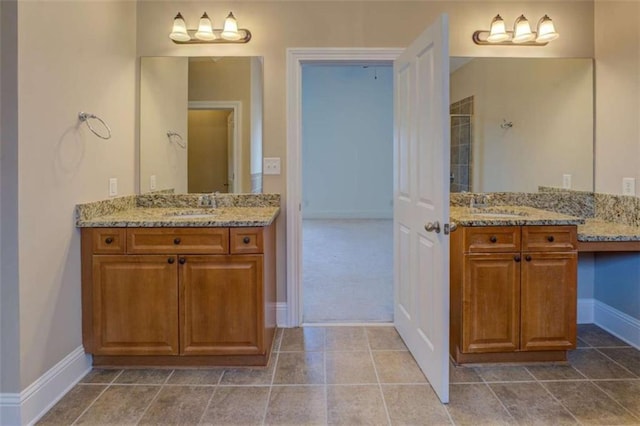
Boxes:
[424,221,441,233]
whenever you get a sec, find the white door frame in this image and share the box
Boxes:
[285,48,404,327]
[188,100,243,193]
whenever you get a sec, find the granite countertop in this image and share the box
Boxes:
[450,205,585,227]
[76,206,280,228]
[578,219,640,242]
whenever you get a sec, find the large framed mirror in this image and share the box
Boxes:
[139,56,263,194]
[449,57,594,193]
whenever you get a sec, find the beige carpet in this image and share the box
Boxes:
[302,219,393,323]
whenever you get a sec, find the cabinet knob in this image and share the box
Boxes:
[174,238,181,245]
[547,235,555,242]
[179,257,186,265]
[243,236,251,244]
[489,236,497,243]
[105,237,113,244]
[167,257,175,264]
[514,255,521,262]
[525,255,532,262]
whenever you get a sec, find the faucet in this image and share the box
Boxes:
[470,194,490,209]
[197,192,218,208]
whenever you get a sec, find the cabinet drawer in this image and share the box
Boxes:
[91,228,126,254]
[463,227,520,253]
[522,226,577,252]
[230,228,264,254]
[127,228,229,254]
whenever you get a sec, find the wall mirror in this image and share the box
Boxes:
[449,57,594,193]
[139,56,263,194]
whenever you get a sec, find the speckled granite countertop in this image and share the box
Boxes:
[76,207,279,228]
[578,219,640,242]
[450,205,585,227]
[75,193,280,228]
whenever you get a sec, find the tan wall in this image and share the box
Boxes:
[16,1,136,388]
[594,1,640,194]
[189,58,253,192]
[451,58,593,193]
[137,1,595,304]
[188,110,230,193]
[140,57,189,193]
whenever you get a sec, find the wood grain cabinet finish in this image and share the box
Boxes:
[451,225,577,364]
[81,225,276,367]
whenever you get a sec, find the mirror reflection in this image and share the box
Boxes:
[449,57,593,193]
[139,56,263,194]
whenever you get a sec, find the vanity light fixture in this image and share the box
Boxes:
[473,14,559,46]
[169,11,251,44]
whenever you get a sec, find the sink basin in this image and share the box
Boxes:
[164,209,218,219]
[471,212,524,218]
[470,207,527,219]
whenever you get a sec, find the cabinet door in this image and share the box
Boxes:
[521,252,577,351]
[92,255,179,355]
[462,253,521,353]
[180,255,264,355]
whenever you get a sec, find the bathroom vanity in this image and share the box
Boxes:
[449,205,584,364]
[76,194,279,367]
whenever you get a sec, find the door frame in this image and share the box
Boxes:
[285,48,403,327]
[188,101,243,193]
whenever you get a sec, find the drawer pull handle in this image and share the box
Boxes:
[525,255,532,262]
[167,257,175,264]
[489,236,497,243]
[179,258,186,265]
[105,237,113,244]
[514,255,521,262]
[243,236,251,244]
[174,238,181,245]
[547,235,555,242]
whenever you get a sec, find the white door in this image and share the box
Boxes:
[227,111,235,193]
[393,14,450,403]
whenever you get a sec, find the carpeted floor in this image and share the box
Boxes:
[302,219,393,323]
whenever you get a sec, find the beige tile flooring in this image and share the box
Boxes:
[38,325,640,425]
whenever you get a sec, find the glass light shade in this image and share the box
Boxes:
[169,12,191,42]
[221,12,242,41]
[487,14,510,43]
[195,12,216,40]
[512,15,535,43]
[536,15,559,43]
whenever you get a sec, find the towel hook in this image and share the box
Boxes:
[78,112,112,140]
[167,131,186,149]
[500,119,513,129]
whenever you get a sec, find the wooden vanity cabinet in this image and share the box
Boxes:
[451,225,577,364]
[81,225,276,366]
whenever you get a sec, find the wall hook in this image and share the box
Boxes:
[500,119,513,129]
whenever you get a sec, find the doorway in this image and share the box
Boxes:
[301,63,394,323]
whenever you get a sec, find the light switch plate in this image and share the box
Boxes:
[263,157,281,175]
[622,177,636,196]
[109,178,118,197]
[150,175,157,190]
[562,174,572,189]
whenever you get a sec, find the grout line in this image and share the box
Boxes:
[365,326,392,426]
[592,347,640,378]
[536,380,584,425]
[69,381,112,425]
[196,369,224,425]
[590,380,640,422]
[260,348,280,425]
[132,370,175,425]
[478,373,517,423]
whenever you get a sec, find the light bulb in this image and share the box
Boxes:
[536,15,559,43]
[221,12,242,41]
[487,14,509,43]
[169,12,191,42]
[195,12,216,41]
[512,15,535,43]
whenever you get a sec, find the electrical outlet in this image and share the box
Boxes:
[150,175,157,190]
[263,157,281,175]
[109,178,118,197]
[562,174,572,189]
[622,177,636,196]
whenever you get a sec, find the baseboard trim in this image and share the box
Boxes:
[0,346,92,426]
[594,300,640,349]
[302,211,392,220]
[276,302,289,327]
[577,298,595,324]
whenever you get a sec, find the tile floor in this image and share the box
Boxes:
[37,324,640,425]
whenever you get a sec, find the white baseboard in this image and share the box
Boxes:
[276,302,289,327]
[0,346,92,426]
[577,298,595,324]
[302,211,392,220]
[594,300,640,349]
